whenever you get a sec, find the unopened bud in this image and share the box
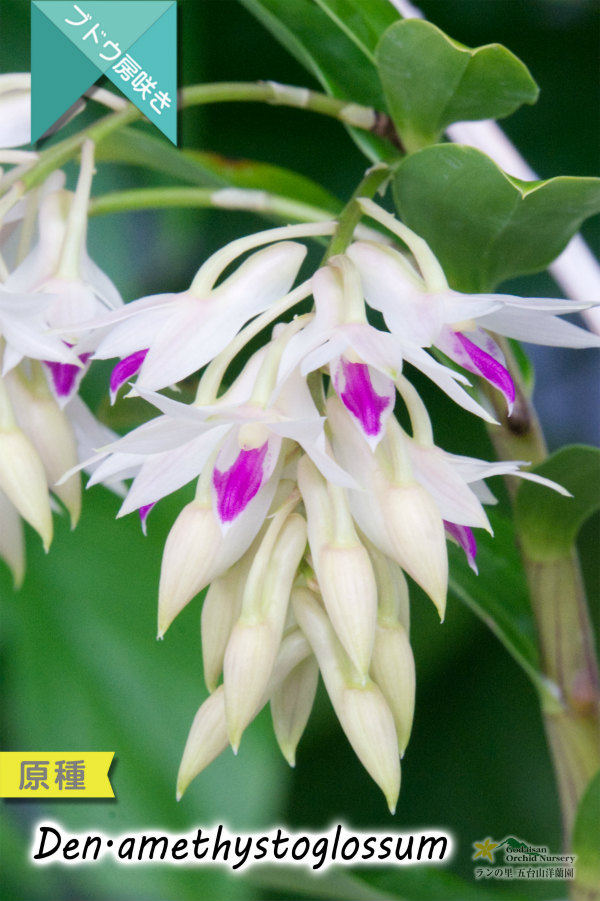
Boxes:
[270,654,319,766]
[0,488,25,587]
[366,538,410,632]
[318,543,377,678]
[371,621,415,755]
[298,455,377,677]
[292,587,400,812]
[0,427,53,550]
[224,513,307,750]
[339,683,401,814]
[201,544,255,693]
[158,499,223,637]
[380,482,447,620]
[6,368,80,526]
[177,628,311,799]
[176,687,228,801]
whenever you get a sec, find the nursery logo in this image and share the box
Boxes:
[472,835,576,882]
[31,1,177,143]
[0,752,115,798]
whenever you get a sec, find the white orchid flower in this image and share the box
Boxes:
[3,142,123,406]
[87,221,337,398]
[346,199,600,418]
[71,331,352,535]
[278,255,404,450]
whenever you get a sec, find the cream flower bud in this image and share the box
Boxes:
[0,428,53,550]
[176,686,229,801]
[200,545,254,693]
[6,367,80,526]
[0,379,52,550]
[292,587,400,813]
[298,455,377,677]
[158,456,283,637]
[158,499,223,637]
[328,395,447,619]
[0,488,25,587]
[224,512,307,751]
[366,538,410,632]
[379,481,448,620]
[270,654,319,766]
[177,628,311,799]
[371,621,415,756]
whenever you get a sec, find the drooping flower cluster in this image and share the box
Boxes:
[0,139,124,582]
[1,91,597,804]
[59,203,599,811]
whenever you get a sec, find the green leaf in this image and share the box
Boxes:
[96,127,226,186]
[515,445,600,561]
[572,769,600,897]
[447,511,550,702]
[238,0,400,162]
[393,145,600,291]
[377,20,538,152]
[96,128,342,214]
[239,0,386,107]
[312,0,399,62]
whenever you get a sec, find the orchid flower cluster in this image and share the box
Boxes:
[0,137,123,583]
[1,128,599,812]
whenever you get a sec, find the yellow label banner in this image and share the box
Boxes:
[0,752,114,798]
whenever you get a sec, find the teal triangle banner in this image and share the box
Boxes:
[31,1,177,143]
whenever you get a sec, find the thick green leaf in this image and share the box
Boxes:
[96,128,342,214]
[515,445,600,561]
[312,0,399,62]
[96,127,226,186]
[572,769,600,897]
[239,0,386,107]
[238,0,399,162]
[377,20,538,152]
[448,511,550,702]
[393,145,600,291]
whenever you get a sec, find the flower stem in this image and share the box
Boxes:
[180,81,378,132]
[88,185,336,224]
[483,335,600,875]
[322,164,390,261]
[1,80,384,208]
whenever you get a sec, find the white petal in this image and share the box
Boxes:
[118,427,230,515]
[347,242,442,345]
[480,307,600,347]
[80,253,123,311]
[407,442,490,529]
[98,415,206,456]
[402,345,498,423]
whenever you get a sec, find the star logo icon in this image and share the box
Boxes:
[472,837,499,862]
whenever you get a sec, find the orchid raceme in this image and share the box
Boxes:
[55,199,589,808]
[3,9,600,879]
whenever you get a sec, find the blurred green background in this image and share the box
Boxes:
[1,1,598,899]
